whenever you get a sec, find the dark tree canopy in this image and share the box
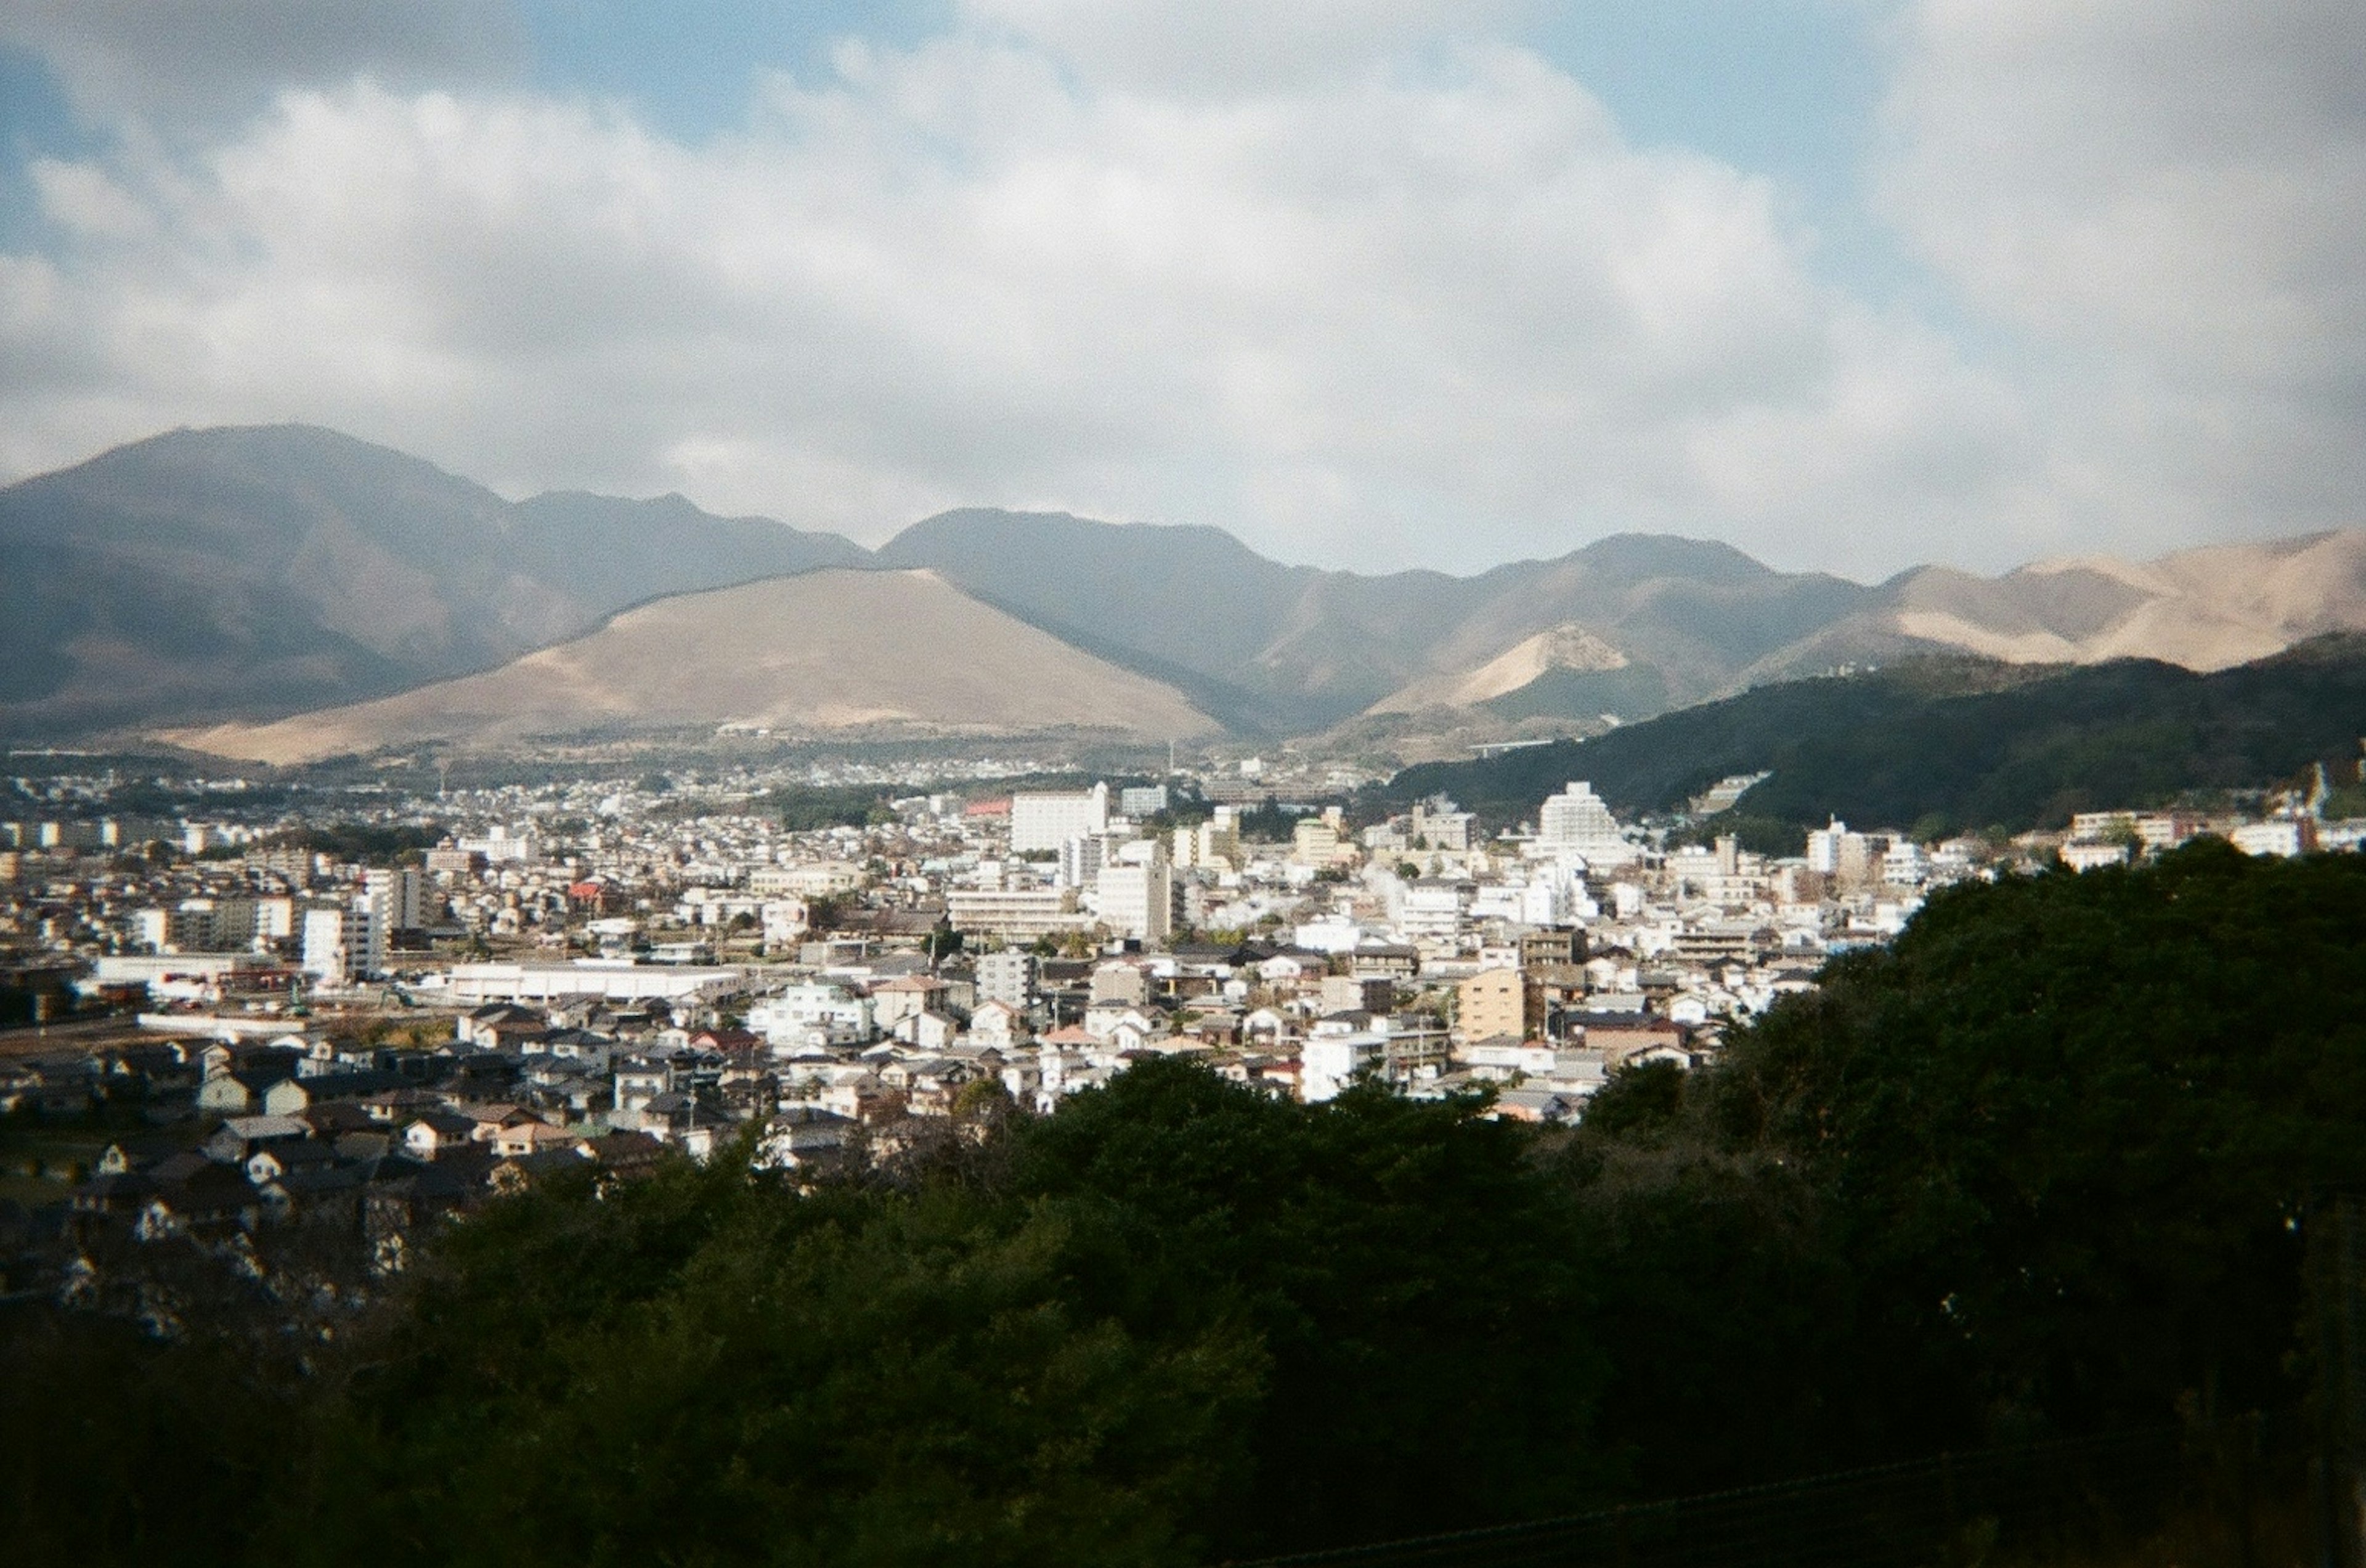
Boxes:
[7,845,2365,1566]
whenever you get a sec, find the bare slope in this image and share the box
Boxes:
[169,570,1219,763]
[1367,624,1629,713]
[1766,529,2366,682]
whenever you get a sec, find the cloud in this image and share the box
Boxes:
[0,12,2135,579]
[0,0,523,131]
[1878,0,2366,552]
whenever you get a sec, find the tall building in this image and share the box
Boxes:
[1057,833,1107,890]
[301,905,352,987]
[301,897,388,987]
[1173,806,1242,870]
[1409,798,1473,851]
[1808,819,1885,888]
[1095,850,1173,944]
[1291,817,1342,867]
[1456,966,1546,1042]
[975,951,1037,1009]
[364,866,429,930]
[1011,784,1111,854]
[1536,782,1636,867]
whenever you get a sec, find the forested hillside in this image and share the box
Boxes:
[7,844,2365,1565]
[1381,634,2366,834]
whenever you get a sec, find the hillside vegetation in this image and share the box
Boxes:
[1382,634,2366,834]
[7,845,2365,1564]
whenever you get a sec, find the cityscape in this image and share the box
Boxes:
[5,739,2354,1279]
[4,2,2365,1565]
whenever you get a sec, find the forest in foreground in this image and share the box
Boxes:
[6,841,2366,1567]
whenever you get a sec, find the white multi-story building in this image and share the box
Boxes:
[1095,848,1173,944]
[2232,819,2316,858]
[301,900,385,986]
[1173,806,1242,871]
[946,887,1093,941]
[1119,785,1169,818]
[1302,1029,1386,1102]
[364,867,429,930]
[1395,880,1470,947]
[1058,833,1107,890]
[1537,782,1636,867]
[1010,784,1110,855]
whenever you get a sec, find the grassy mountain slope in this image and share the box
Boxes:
[1381,634,2366,834]
[169,569,1219,763]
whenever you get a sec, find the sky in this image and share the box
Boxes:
[0,1,2359,581]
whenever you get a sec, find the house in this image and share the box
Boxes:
[359,1086,449,1124]
[263,1068,409,1118]
[455,1103,551,1150]
[1570,1014,1688,1065]
[402,1111,479,1161]
[136,1160,259,1240]
[892,1009,962,1052]
[457,1003,548,1050]
[968,999,1028,1049]
[246,1139,338,1186]
[868,975,951,1029]
[198,1067,296,1115]
[1083,1003,1160,1042]
[204,1114,312,1163]
[491,1120,581,1160]
[575,1130,667,1175]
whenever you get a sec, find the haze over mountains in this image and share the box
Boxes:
[4,424,2364,757]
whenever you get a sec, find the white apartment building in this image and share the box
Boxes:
[1095,849,1173,944]
[1395,880,1470,947]
[1302,1030,1387,1102]
[459,824,539,864]
[1010,784,1110,855]
[301,899,386,987]
[1537,782,1636,867]
[2232,819,2317,858]
[946,887,1093,941]
[364,866,429,930]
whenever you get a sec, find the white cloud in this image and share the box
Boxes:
[0,16,2068,576]
[1878,0,2366,554]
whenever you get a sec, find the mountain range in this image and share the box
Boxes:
[3,424,2364,757]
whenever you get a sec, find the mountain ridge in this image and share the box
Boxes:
[0,424,868,737]
[6,423,2364,745]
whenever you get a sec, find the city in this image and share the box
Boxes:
[5,2,2365,1562]
[6,748,2356,1269]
